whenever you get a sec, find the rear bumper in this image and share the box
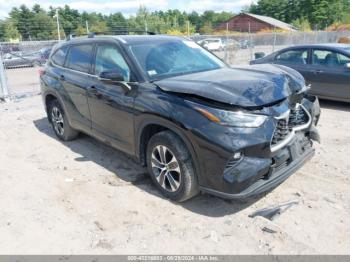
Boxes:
[200,139,315,199]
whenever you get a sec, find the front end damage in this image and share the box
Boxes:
[187,93,321,199]
[157,64,321,198]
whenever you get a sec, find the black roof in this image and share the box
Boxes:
[63,34,185,45]
[51,34,190,54]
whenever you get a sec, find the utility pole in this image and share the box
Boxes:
[144,20,148,34]
[54,9,61,41]
[86,20,89,34]
[187,21,190,36]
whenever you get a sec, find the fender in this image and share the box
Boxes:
[42,89,71,124]
[135,114,203,182]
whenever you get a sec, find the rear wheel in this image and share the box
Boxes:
[48,99,79,141]
[146,131,199,202]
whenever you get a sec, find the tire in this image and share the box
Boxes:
[48,99,79,141]
[146,131,199,202]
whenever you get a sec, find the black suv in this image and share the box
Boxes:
[40,35,320,202]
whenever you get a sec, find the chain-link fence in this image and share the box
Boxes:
[1,31,349,100]
[190,30,350,65]
[0,40,57,100]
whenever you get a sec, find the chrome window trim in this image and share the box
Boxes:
[270,104,312,153]
[51,61,135,91]
[51,60,94,77]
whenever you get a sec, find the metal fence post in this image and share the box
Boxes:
[0,47,10,102]
[224,22,228,63]
[248,21,253,61]
[272,28,277,52]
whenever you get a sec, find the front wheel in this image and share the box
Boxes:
[146,131,199,202]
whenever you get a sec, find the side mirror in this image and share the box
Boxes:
[99,70,125,82]
[254,52,265,60]
[345,63,350,69]
[98,70,132,93]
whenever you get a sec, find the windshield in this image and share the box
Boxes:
[129,39,226,80]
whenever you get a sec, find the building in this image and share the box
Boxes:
[216,13,297,33]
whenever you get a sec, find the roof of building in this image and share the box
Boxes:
[244,13,297,31]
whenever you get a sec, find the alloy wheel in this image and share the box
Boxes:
[151,145,181,192]
[51,106,64,136]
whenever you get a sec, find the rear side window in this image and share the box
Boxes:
[312,49,350,67]
[51,46,68,66]
[65,44,93,73]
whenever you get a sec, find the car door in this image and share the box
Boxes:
[88,42,136,154]
[308,48,350,101]
[273,48,312,82]
[60,44,95,129]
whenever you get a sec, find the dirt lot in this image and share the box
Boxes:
[0,95,349,254]
[5,67,41,96]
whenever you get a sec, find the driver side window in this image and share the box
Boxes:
[94,44,130,81]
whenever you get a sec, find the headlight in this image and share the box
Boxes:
[192,103,267,128]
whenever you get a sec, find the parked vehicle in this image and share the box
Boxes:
[239,39,254,49]
[40,47,52,60]
[40,35,320,202]
[250,44,350,103]
[2,50,47,69]
[197,38,225,51]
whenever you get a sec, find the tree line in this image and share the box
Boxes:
[249,0,350,30]
[0,4,234,41]
[1,0,350,41]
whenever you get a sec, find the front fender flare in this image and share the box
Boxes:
[135,114,203,182]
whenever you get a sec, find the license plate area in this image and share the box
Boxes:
[288,133,312,161]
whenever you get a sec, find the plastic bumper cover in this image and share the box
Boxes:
[200,137,315,199]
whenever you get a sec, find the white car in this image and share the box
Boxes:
[199,38,225,51]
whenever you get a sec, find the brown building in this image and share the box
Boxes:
[216,13,297,33]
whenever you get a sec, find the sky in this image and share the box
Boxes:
[0,0,255,18]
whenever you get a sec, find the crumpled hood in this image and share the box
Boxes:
[154,64,306,107]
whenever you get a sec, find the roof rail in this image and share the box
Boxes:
[110,30,156,35]
[66,30,157,41]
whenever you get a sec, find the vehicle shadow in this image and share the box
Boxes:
[319,99,350,112]
[33,117,264,217]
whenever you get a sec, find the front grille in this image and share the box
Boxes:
[271,119,291,145]
[271,104,310,148]
[289,106,309,127]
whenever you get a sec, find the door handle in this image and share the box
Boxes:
[314,70,323,74]
[88,86,102,98]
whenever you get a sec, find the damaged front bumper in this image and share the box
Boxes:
[200,133,315,199]
[194,95,320,199]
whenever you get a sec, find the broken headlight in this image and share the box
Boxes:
[191,102,267,128]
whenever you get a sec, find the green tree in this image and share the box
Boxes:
[0,19,20,41]
[249,0,350,29]
[30,5,55,40]
[9,5,34,40]
[200,22,214,34]
[292,17,312,31]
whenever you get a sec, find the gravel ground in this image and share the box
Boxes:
[0,95,349,254]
